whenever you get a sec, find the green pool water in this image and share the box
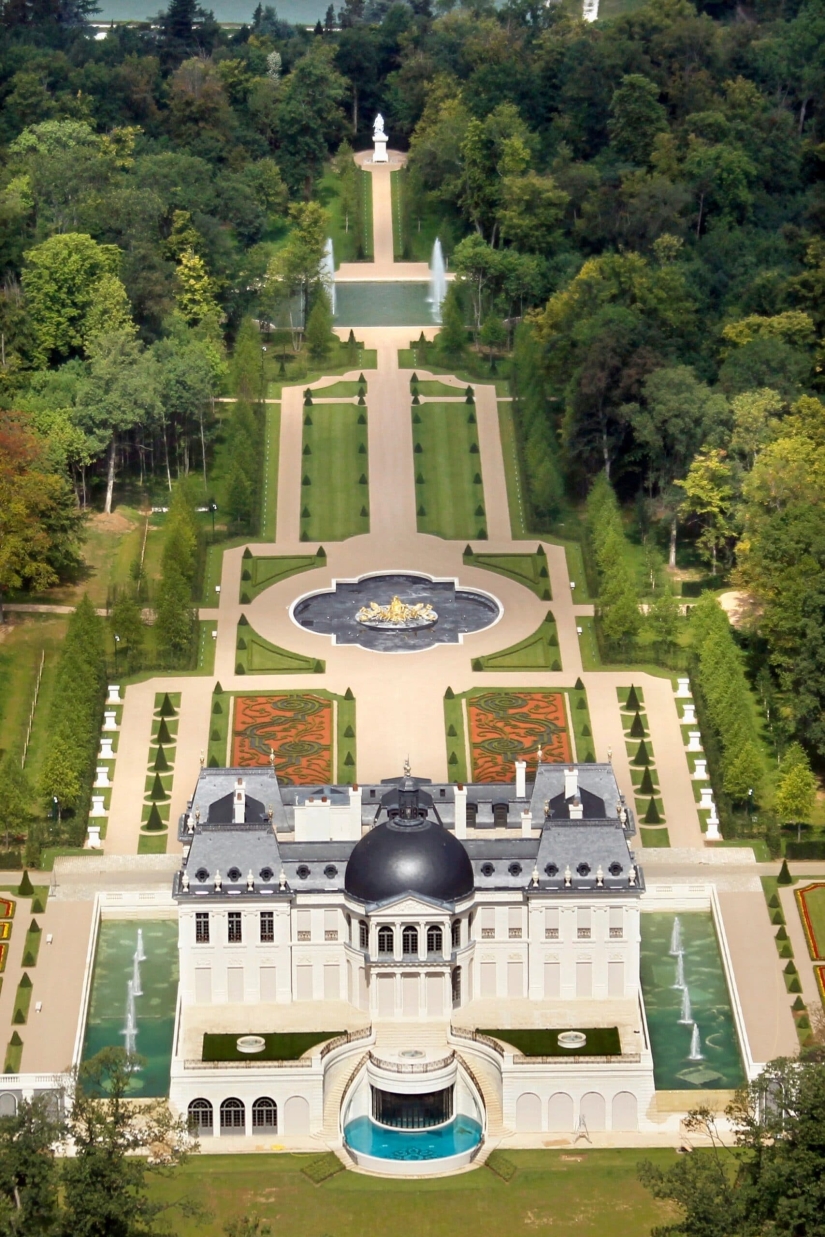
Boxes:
[82,920,178,1098]
[640,912,745,1091]
[334,282,435,327]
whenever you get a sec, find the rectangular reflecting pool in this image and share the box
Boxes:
[640,912,745,1090]
[334,282,437,328]
[82,920,178,1098]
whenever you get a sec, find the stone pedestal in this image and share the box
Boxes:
[372,113,388,163]
[103,711,118,731]
[94,766,111,788]
[699,786,715,810]
[675,677,691,697]
[90,796,107,817]
[86,825,102,849]
[107,685,122,704]
[686,730,703,752]
[681,703,696,725]
[99,737,114,760]
[692,758,708,780]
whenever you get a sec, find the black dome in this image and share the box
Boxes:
[345,818,474,905]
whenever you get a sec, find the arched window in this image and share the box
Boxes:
[402,925,418,956]
[188,1098,213,1134]
[427,925,443,956]
[220,1097,245,1134]
[377,926,394,955]
[451,966,461,1006]
[451,919,461,949]
[252,1097,278,1131]
[359,920,369,950]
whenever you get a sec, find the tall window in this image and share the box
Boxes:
[228,911,242,943]
[427,925,443,956]
[359,920,369,950]
[451,919,461,949]
[451,967,462,1006]
[252,1098,277,1131]
[260,911,274,943]
[188,1099,213,1133]
[402,925,418,956]
[377,926,394,955]
[195,912,210,944]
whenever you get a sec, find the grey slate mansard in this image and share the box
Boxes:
[174,763,643,904]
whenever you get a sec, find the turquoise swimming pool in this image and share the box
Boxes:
[344,1115,483,1161]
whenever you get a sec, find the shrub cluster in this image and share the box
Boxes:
[39,597,105,843]
[688,594,764,828]
[223,319,264,532]
[511,325,565,525]
[585,476,641,656]
[154,482,203,668]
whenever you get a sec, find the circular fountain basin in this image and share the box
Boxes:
[291,572,501,653]
[236,1035,266,1054]
[344,1115,483,1176]
[557,1031,587,1049]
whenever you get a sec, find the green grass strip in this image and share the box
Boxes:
[443,691,468,783]
[465,549,551,600]
[414,402,486,540]
[4,1034,22,1072]
[138,834,169,854]
[240,552,323,603]
[236,620,324,675]
[301,403,369,542]
[337,692,356,783]
[480,1027,621,1057]
[486,1151,517,1182]
[413,379,464,397]
[202,1031,343,1062]
[473,614,560,673]
[640,828,671,848]
[317,380,362,398]
[12,975,33,1026]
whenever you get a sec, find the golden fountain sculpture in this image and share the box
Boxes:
[356,595,438,629]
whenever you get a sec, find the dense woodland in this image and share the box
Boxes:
[0,0,824,841]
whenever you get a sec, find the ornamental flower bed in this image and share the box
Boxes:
[795,883,825,960]
[232,693,333,783]
[468,690,571,782]
[0,899,15,919]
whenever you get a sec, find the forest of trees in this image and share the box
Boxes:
[1,0,825,772]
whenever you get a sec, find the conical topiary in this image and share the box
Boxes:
[467,411,476,424]
[475,504,485,517]
[417,505,426,517]
[581,723,591,738]
[574,677,584,692]
[145,803,165,831]
[237,637,247,651]
[448,751,458,765]
[344,725,355,738]
[302,474,311,485]
[344,687,354,701]
[303,443,311,455]
[304,413,312,425]
[633,741,650,767]
[472,658,482,671]
[358,373,366,385]
[357,393,366,405]
[639,766,655,795]
[625,685,640,712]
[17,871,33,897]
[473,473,482,484]
[464,545,473,557]
[644,797,661,824]
[214,681,223,694]
[469,442,479,453]
[412,411,421,423]
[156,717,172,744]
[445,686,454,699]
[212,700,222,715]
[344,752,354,766]
[304,390,313,406]
[149,773,169,802]
[447,724,457,737]
[316,547,326,559]
[208,754,219,767]
[412,393,420,405]
[358,412,366,424]
[360,506,368,517]
[576,696,586,710]
[9,1032,21,1047]
[582,750,595,763]
[153,746,170,772]
[777,858,792,885]
[630,712,646,738]
[775,925,788,941]
[238,613,249,626]
[410,372,418,384]
[159,693,176,718]
[466,386,474,402]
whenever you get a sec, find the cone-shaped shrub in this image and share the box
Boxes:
[241,568,251,581]
[777,858,792,885]
[473,473,482,484]
[208,754,219,767]
[149,773,169,802]
[145,803,165,831]
[448,751,458,765]
[316,547,326,559]
[639,767,655,795]
[467,411,476,424]
[212,700,222,715]
[792,996,805,1011]
[410,372,418,384]
[775,925,788,941]
[633,741,650,766]
[412,393,420,405]
[644,798,661,824]
[159,693,176,718]
[574,677,584,691]
[344,752,354,766]
[445,687,454,699]
[581,723,591,738]
[303,444,311,455]
[472,658,482,671]
[417,505,426,517]
[358,413,366,424]
[358,373,366,385]
[475,504,485,517]
[153,746,170,772]
[18,871,33,897]
[576,696,586,709]
[477,527,487,539]
[625,685,640,711]
[630,712,646,738]
[237,637,247,651]
[156,717,172,744]
[302,475,311,485]
[447,724,457,737]
[344,725,355,738]
[357,393,366,405]
[360,506,368,517]
[304,413,312,425]
[344,687,354,701]
[582,750,595,762]
[9,1032,21,1047]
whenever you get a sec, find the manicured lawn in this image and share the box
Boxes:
[472,613,561,673]
[463,548,552,600]
[239,552,324,603]
[797,883,825,959]
[497,400,528,539]
[0,616,67,767]
[202,1031,344,1062]
[145,1148,681,1237]
[480,1027,621,1057]
[640,828,671,848]
[413,379,464,397]
[400,344,511,394]
[318,379,363,397]
[390,169,465,263]
[265,339,376,398]
[138,833,169,854]
[235,619,324,675]
[196,621,217,675]
[317,167,372,264]
[414,402,486,541]
[301,403,369,542]
[262,402,280,540]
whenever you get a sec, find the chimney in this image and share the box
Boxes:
[233,777,246,824]
[569,796,583,820]
[348,783,362,838]
[564,767,578,802]
[454,784,467,838]
[521,808,532,837]
[515,759,526,799]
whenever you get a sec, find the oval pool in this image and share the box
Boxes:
[344,1115,483,1174]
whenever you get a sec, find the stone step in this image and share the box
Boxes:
[322,1051,369,1140]
[455,1050,505,1136]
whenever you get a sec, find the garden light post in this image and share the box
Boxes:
[208,499,218,541]
[114,633,120,674]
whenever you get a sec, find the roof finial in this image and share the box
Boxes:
[537,746,543,765]
[269,745,276,769]
[403,754,411,778]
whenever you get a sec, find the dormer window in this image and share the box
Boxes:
[296,865,310,880]
[577,862,591,877]
[545,863,558,877]
[508,862,522,877]
[227,867,241,883]
[260,867,274,882]
[195,868,209,883]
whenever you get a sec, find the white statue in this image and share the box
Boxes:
[373,113,388,163]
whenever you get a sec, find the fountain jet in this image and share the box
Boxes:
[136,929,146,962]
[429,238,446,324]
[673,951,685,989]
[688,1023,703,1061]
[669,917,683,956]
[132,951,143,998]
[122,979,137,1055]
[678,986,692,1024]
[321,238,336,316]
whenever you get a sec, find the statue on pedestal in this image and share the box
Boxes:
[373,113,388,163]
